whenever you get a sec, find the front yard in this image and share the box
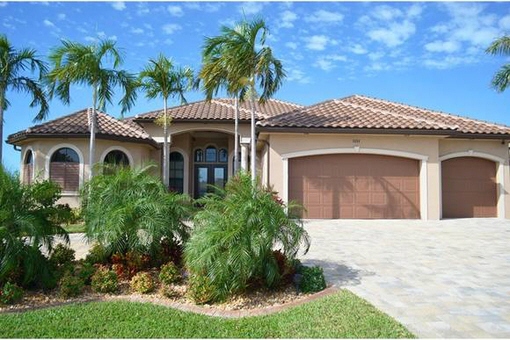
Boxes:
[0,290,414,338]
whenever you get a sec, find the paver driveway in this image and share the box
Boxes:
[299,218,510,338]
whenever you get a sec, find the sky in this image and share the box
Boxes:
[2,1,510,172]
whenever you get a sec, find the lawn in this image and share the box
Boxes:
[0,290,414,338]
[62,223,85,234]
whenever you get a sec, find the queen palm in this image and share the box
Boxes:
[46,39,137,180]
[200,18,285,182]
[0,34,49,164]
[486,35,510,93]
[138,54,194,187]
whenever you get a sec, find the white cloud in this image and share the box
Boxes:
[423,55,477,69]
[43,19,54,27]
[162,23,182,35]
[136,3,150,16]
[304,35,329,51]
[287,68,311,84]
[238,2,265,15]
[364,62,390,72]
[425,40,461,53]
[279,10,297,28]
[407,4,423,18]
[368,51,385,61]
[499,15,510,30]
[285,42,298,50]
[371,5,402,21]
[367,20,415,47]
[314,54,347,71]
[0,2,7,7]
[167,5,184,17]
[348,44,367,55]
[111,1,125,11]
[131,27,144,34]
[57,13,66,20]
[185,2,222,12]
[305,10,344,24]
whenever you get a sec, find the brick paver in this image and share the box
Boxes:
[300,218,510,338]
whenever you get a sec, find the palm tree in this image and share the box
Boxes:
[0,34,49,164]
[46,39,137,180]
[486,35,510,93]
[200,18,286,182]
[138,54,194,187]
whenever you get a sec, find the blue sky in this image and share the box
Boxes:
[2,1,510,172]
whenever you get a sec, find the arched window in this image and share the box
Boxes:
[194,149,203,162]
[218,148,228,163]
[169,152,184,193]
[205,146,217,162]
[50,147,80,191]
[103,150,130,175]
[23,150,34,185]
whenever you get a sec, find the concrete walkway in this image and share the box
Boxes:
[300,218,510,338]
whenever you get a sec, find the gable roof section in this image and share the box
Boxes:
[259,94,510,138]
[7,109,159,148]
[132,98,303,122]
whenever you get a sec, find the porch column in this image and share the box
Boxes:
[240,138,250,171]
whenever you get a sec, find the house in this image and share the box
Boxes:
[7,94,510,220]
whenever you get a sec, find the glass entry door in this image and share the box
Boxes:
[194,164,228,198]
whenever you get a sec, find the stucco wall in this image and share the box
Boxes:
[263,132,510,220]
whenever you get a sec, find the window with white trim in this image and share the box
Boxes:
[50,147,80,191]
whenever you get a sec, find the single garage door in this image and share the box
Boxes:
[441,157,497,218]
[289,154,420,219]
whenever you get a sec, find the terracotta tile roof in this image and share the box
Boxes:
[7,108,159,147]
[132,98,303,122]
[259,94,510,137]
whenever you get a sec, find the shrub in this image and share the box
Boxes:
[0,166,70,288]
[159,262,180,285]
[85,243,110,265]
[130,272,154,294]
[272,250,297,285]
[0,282,23,305]
[59,273,84,298]
[187,274,215,305]
[296,266,326,293]
[91,266,118,293]
[81,165,191,258]
[75,261,95,285]
[159,284,178,298]
[184,172,310,302]
[50,244,76,269]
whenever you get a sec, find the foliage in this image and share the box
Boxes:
[272,250,297,285]
[186,273,215,305]
[159,284,178,298]
[84,243,109,265]
[68,208,83,225]
[74,261,95,285]
[184,172,310,302]
[0,282,23,305]
[91,266,118,294]
[0,165,70,288]
[59,273,84,298]
[130,272,154,294]
[49,244,75,269]
[296,266,326,294]
[486,35,510,93]
[0,291,416,338]
[81,165,191,258]
[111,251,150,279]
[158,262,180,285]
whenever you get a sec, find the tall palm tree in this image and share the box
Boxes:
[46,39,137,180]
[200,18,286,182]
[138,54,194,187]
[486,35,510,93]
[0,34,49,164]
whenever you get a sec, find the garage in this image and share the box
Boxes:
[441,157,497,218]
[288,154,421,219]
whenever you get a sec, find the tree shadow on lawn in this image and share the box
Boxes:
[300,258,375,287]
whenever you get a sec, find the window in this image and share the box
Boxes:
[218,148,228,163]
[50,147,80,191]
[103,150,130,174]
[23,150,34,185]
[205,146,217,162]
[169,152,184,193]
[194,149,203,162]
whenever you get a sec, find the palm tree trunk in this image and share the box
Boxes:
[0,93,4,166]
[250,88,256,184]
[163,98,169,187]
[88,88,97,181]
[234,95,239,174]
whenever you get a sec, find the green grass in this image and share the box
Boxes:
[0,290,415,338]
[62,223,85,234]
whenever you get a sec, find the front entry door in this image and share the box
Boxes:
[194,164,228,198]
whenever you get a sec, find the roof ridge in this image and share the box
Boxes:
[349,94,510,130]
[338,99,458,130]
[25,108,89,132]
[97,111,151,139]
[267,98,304,109]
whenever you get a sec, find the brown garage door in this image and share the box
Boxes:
[289,154,420,219]
[441,157,497,218]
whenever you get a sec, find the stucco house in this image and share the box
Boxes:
[7,94,510,220]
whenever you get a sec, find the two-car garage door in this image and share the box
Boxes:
[289,154,421,219]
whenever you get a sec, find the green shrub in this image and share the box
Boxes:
[0,282,23,305]
[159,262,180,285]
[81,165,191,258]
[75,261,96,285]
[91,266,118,293]
[184,172,310,302]
[130,272,154,294]
[59,273,84,298]
[187,274,215,305]
[297,266,326,293]
[0,166,70,288]
[50,244,76,269]
[85,243,109,265]
[159,284,178,298]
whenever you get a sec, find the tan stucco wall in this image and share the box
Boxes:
[263,132,510,220]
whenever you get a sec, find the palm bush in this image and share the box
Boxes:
[184,172,310,302]
[0,166,70,288]
[81,164,191,260]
